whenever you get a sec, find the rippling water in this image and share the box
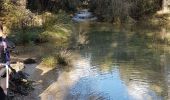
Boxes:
[64,23,170,100]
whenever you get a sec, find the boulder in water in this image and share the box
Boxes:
[11,62,25,72]
[23,58,36,64]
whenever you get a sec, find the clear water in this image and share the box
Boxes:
[65,22,170,100]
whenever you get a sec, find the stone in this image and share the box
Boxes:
[23,58,37,64]
[11,62,25,72]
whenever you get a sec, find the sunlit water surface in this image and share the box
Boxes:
[64,23,170,100]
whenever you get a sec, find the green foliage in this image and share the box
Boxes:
[0,0,72,45]
[9,27,45,45]
[27,0,81,12]
[43,11,71,28]
[89,0,131,22]
[42,11,71,42]
[129,0,162,20]
[1,0,163,26]
[8,11,71,45]
[89,0,162,22]
[0,0,33,29]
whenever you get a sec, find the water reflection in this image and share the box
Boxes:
[68,68,129,100]
[66,23,170,100]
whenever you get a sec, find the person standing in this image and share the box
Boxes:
[0,22,10,97]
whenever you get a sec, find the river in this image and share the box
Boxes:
[66,22,170,100]
[17,22,170,100]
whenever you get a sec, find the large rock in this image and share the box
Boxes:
[23,58,37,64]
[11,62,25,72]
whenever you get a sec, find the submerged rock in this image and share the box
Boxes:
[23,58,37,64]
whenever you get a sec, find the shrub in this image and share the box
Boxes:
[129,0,162,20]
[56,50,72,67]
[1,0,34,29]
[89,0,162,22]
[40,49,73,71]
[89,0,131,22]
[9,27,45,45]
[7,10,71,45]
[41,55,57,68]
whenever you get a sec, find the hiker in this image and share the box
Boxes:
[0,23,10,96]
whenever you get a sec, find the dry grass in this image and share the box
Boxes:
[40,49,73,70]
[56,50,72,66]
[41,56,57,68]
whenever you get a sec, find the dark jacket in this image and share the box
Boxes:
[0,37,10,63]
[0,87,6,100]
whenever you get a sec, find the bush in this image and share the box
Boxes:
[1,1,71,45]
[41,11,71,42]
[89,0,132,22]
[40,50,73,70]
[7,10,71,45]
[9,27,45,45]
[41,55,57,68]
[56,50,72,67]
[42,11,71,28]
[129,0,162,20]
[0,0,34,30]
[89,0,162,22]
